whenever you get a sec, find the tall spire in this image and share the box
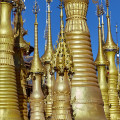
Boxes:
[103,1,120,119]
[51,1,73,119]
[59,0,64,41]
[44,1,48,51]
[41,0,53,63]
[103,0,117,51]
[30,1,45,120]
[95,5,108,66]
[30,0,44,73]
[41,1,55,118]
[95,5,109,119]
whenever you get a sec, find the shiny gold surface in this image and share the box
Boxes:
[0,2,22,120]
[95,6,109,119]
[30,1,45,119]
[103,1,120,119]
[51,1,73,119]
[64,0,106,119]
[52,72,72,120]
[41,0,55,118]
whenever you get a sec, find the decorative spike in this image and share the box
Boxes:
[30,1,45,120]
[41,0,53,63]
[44,1,48,51]
[30,1,42,73]
[106,0,109,8]
[103,3,117,51]
[41,0,55,118]
[95,8,110,119]
[100,0,105,44]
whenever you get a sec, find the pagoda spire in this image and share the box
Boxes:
[95,5,109,119]
[41,0,53,63]
[95,5,108,66]
[30,1,45,119]
[41,0,55,118]
[103,0,120,119]
[30,0,43,73]
[51,1,73,119]
[104,0,117,51]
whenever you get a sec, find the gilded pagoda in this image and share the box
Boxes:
[0,0,120,120]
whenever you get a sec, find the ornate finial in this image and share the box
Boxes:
[95,4,109,66]
[46,0,52,3]
[51,0,74,75]
[41,0,54,63]
[12,0,26,12]
[106,0,109,7]
[59,0,64,42]
[100,0,105,44]
[30,0,44,74]
[97,5,101,17]
[106,0,109,17]
[33,0,40,14]
[100,0,105,15]
[103,0,117,51]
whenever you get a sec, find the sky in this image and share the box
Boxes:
[21,0,120,61]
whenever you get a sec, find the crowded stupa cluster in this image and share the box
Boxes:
[0,0,120,120]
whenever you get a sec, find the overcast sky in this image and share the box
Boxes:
[21,0,120,60]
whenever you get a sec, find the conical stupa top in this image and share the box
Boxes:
[41,0,53,63]
[51,1,73,75]
[103,0,117,51]
[30,1,44,73]
[95,5,108,66]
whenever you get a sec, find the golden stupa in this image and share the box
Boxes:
[0,0,120,120]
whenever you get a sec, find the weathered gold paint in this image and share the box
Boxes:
[63,0,106,119]
[0,2,22,120]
